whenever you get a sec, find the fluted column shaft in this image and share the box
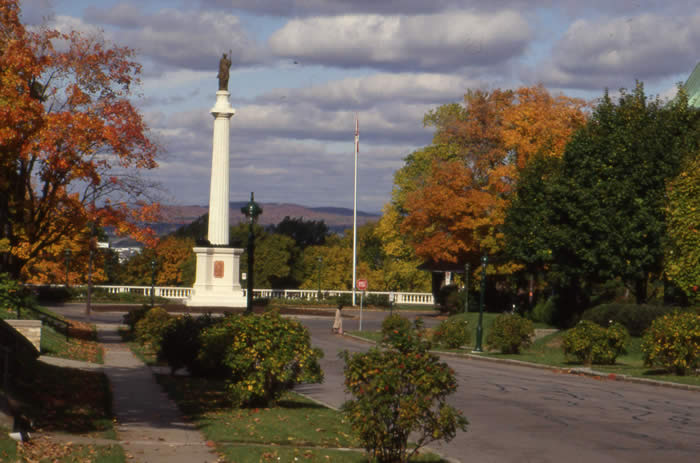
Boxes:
[207,91,235,245]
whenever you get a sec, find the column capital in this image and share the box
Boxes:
[211,91,235,117]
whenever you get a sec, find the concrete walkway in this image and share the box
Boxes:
[95,323,217,463]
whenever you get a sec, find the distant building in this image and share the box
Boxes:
[110,237,144,263]
[683,62,700,108]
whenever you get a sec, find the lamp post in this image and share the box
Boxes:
[86,222,96,319]
[317,256,323,300]
[242,192,262,314]
[63,249,72,288]
[474,255,487,352]
[463,262,470,313]
[150,259,157,308]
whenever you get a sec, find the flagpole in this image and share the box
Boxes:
[352,114,358,306]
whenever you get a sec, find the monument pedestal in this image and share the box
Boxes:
[186,247,246,307]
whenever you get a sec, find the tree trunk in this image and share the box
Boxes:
[635,276,647,304]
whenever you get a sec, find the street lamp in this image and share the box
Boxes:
[63,249,72,288]
[86,222,96,319]
[150,259,157,308]
[463,262,470,313]
[473,255,487,352]
[241,192,262,314]
[317,256,323,300]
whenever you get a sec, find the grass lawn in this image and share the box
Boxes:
[155,374,447,462]
[12,436,125,463]
[350,312,504,351]
[10,359,117,438]
[41,320,104,364]
[480,332,700,387]
[1,304,104,364]
[349,318,699,388]
[0,427,18,462]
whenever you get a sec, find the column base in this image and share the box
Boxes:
[187,247,246,308]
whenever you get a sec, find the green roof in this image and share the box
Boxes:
[684,62,700,108]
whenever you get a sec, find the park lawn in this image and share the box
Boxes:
[349,312,504,350]
[480,332,700,388]
[14,436,126,463]
[155,374,447,463]
[0,427,17,462]
[41,319,104,364]
[12,359,117,439]
[1,304,104,364]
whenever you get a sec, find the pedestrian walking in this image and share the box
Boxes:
[333,307,343,334]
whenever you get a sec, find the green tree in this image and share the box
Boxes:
[231,223,297,289]
[506,83,700,306]
[665,154,700,305]
[271,216,329,249]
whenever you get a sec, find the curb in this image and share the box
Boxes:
[342,333,700,393]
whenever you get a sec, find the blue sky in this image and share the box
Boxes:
[22,0,699,213]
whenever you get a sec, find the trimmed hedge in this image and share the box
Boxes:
[581,303,695,337]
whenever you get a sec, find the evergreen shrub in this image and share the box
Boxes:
[134,307,175,352]
[562,320,628,365]
[582,303,691,337]
[486,313,534,354]
[198,311,323,407]
[432,315,471,348]
[341,316,467,462]
[641,312,700,375]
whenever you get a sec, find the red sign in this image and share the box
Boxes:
[356,279,368,291]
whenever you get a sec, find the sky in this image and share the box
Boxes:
[21,0,700,213]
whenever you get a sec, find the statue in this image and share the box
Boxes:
[217,51,232,91]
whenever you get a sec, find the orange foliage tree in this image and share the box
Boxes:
[399,85,587,274]
[0,0,160,280]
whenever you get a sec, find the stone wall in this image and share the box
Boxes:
[4,320,41,353]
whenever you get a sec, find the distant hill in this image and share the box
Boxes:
[154,202,381,235]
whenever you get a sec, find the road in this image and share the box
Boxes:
[50,305,700,463]
[296,314,700,463]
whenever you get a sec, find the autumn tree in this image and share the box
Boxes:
[397,85,587,276]
[0,0,159,280]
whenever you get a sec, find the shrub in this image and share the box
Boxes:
[641,312,700,375]
[199,311,323,407]
[530,297,556,325]
[334,293,352,308]
[365,293,391,308]
[436,285,465,315]
[582,303,692,337]
[122,305,151,332]
[159,314,219,375]
[432,315,471,349]
[486,313,534,354]
[562,320,628,365]
[134,307,175,351]
[33,285,75,304]
[341,339,468,462]
[380,314,429,353]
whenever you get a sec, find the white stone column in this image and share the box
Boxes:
[207,91,235,245]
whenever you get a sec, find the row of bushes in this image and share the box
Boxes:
[126,307,324,407]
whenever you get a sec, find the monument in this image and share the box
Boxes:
[186,53,246,307]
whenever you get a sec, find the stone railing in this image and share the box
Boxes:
[95,285,434,306]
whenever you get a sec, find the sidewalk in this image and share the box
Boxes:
[97,324,217,463]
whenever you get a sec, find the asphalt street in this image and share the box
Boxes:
[297,314,700,463]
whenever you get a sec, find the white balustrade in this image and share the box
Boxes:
[93,285,434,305]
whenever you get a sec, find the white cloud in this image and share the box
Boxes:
[257,72,484,110]
[535,13,700,89]
[268,11,532,72]
[83,4,266,70]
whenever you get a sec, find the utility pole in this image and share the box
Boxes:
[352,114,359,306]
